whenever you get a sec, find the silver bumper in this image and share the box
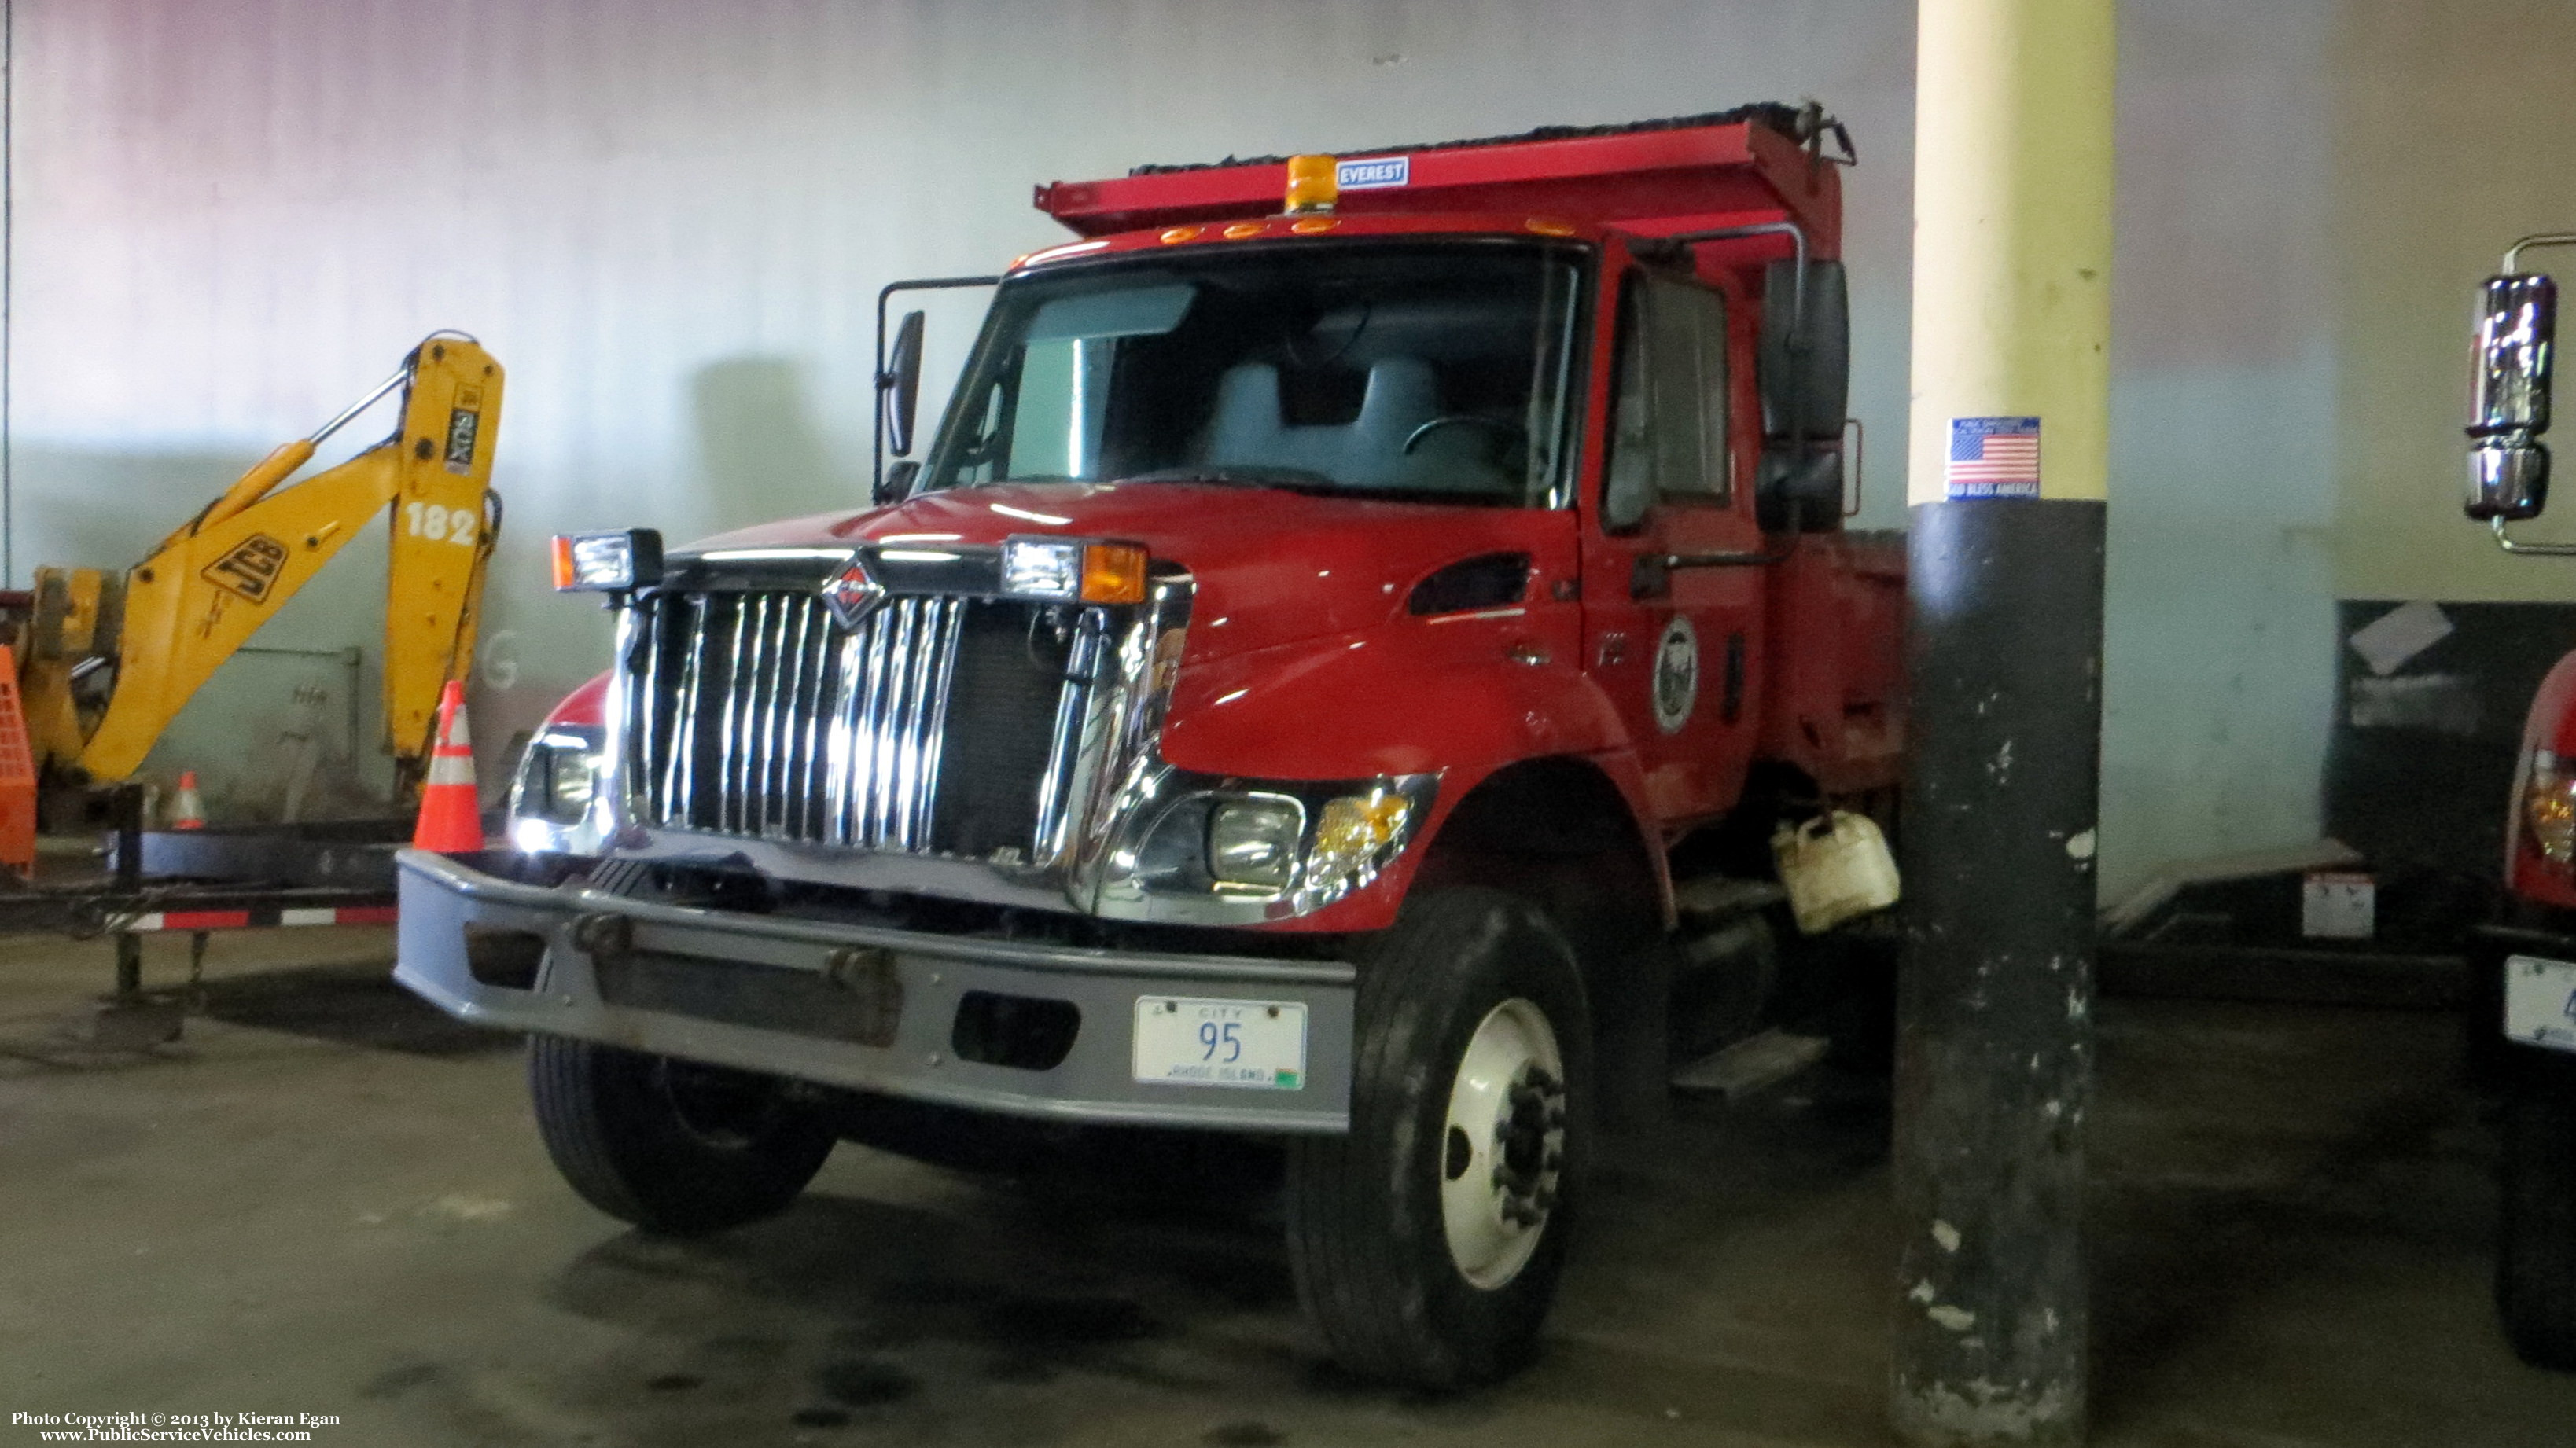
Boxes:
[392,849,1355,1133]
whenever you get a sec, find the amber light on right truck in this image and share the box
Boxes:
[2528,750,2576,865]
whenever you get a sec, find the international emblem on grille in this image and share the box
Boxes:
[820,553,886,629]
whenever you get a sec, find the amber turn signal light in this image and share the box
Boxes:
[1080,542,1149,605]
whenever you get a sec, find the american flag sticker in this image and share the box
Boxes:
[1946,417,2042,499]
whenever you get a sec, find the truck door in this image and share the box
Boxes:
[1582,266,1768,826]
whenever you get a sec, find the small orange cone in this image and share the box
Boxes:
[411,679,483,851]
[171,770,207,830]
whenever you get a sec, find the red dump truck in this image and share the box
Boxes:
[2463,233,2576,1371]
[395,104,1904,1386]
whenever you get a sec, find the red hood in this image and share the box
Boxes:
[681,483,1574,663]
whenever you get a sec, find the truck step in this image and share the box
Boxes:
[1670,1028,1828,1097]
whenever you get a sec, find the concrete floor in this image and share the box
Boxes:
[4,928,2574,1447]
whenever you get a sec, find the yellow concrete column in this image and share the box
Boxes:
[1893,1,2117,1446]
[1907,0,2116,508]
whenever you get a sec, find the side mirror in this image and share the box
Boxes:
[2471,441,2550,522]
[1759,259,1849,441]
[881,310,926,457]
[1755,443,1845,533]
[1758,260,1849,532]
[2468,273,2556,520]
[874,458,921,509]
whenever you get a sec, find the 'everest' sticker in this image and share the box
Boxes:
[1335,156,1409,190]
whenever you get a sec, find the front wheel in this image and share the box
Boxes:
[528,1035,837,1236]
[1286,888,1592,1389]
[2500,1067,2576,1369]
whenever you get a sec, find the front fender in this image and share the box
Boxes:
[545,672,612,730]
[1161,629,1635,780]
[1158,629,1656,932]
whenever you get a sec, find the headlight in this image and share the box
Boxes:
[2529,750,2576,864]
[1002,538,1084,600]
[512,729,603,851]
[1208,799,1302,889]
[1303,790,1415,904]
[1001,535,1149,605]
[1106,778,1427,918]
[550,529,663,591]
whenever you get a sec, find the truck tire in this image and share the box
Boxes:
[1286,888,1592,1388]
[2500,1071,2576,1370]
[527,1035,836,1236]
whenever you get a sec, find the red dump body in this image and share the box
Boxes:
[1036,112,1840,249]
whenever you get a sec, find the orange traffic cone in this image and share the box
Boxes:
[411,680,483,851]
[0,645,36,878]
[171,770,207,830]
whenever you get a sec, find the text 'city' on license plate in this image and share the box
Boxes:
[2504,954,2576,1056]
[1133,996,1308,1090]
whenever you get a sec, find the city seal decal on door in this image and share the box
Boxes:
[1652,616,1698,734]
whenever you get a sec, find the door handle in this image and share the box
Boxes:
[1630,549,1785,599]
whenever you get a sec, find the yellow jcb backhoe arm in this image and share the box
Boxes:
[74,335,503,792]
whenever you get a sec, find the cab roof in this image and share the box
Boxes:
[1033,105,1846,257]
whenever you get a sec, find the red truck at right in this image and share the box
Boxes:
[2463,231,2576,1370]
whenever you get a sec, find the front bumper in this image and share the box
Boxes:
[392,849,1356,1133]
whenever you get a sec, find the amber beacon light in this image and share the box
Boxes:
[1284,154,1338,215]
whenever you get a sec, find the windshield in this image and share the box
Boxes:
[922,241,1587,506]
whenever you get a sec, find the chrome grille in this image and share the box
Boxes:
[626,591,970,850]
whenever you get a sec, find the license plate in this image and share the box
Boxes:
[1133,997,1308,1090]
[2505,954,2576,1055]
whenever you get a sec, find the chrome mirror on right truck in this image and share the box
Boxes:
[2471,439,2552,523]
[2469,270,2556,522]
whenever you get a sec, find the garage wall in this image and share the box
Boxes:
[6,0,1923,823]
[2102,0,2339,896]
[4,0,2524,899]
[2333,0,2576,605]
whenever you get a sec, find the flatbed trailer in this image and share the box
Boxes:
[4,792,403,1046]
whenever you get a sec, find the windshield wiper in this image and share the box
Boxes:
[1125,465,1340,488]
[1123,466,1516,507]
